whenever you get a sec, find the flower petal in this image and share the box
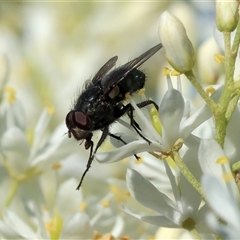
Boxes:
[61,212,93,239]
[1,126,30,172]
[122,205,179,228]
[202,175,240,235]
[180,104,212,139]
[95,139,162,163]
[160,89,184,148]
[1,210,37,238]
[126,169,180,224]
[198,139,229,180]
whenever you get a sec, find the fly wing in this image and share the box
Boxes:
[92,56,118,84]
[101,43,162,95]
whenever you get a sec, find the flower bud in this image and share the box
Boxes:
[158,11,195,73]
[216,0,239,32]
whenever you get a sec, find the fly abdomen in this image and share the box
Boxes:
[118,69,145,95]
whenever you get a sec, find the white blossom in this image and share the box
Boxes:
[202,175,240,239]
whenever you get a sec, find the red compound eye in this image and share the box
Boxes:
[66,111,92,130]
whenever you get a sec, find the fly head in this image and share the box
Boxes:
[65,110,93,141]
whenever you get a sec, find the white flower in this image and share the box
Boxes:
[95,77,213,164]
[0,88,78,186]
[199,137,240,238]
[198,138,239,198]
[202,174,240,239]
[0,179,94,239]
[198,138,238,197]
[123,167,210,235]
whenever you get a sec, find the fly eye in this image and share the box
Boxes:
[66,111,92,130]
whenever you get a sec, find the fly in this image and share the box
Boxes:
[66,43,162,189]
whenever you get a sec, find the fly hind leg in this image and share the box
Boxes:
[115,99,159,144]
[108,132,140,160]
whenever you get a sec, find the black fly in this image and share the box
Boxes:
[66,43,162,189]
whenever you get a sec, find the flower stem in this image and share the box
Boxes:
[214,32,235,147]
[184,70,217,112]
[172,150,205,199]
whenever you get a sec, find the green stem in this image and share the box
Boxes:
[184,70,217,113]
[215,32,235,147]
[172,150,205,199]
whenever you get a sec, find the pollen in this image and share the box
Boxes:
[162,67,171,76]
[46,104,55,115]
[138,88,145,95]
[94,233,131,240]
[125,191,131,197]
[93,233,114,240]
[51,162,62,170]
[93,232,102,240]
[147,236,156,240]
[5,86,16,103]
[171,69,181,76]
[214,54,225,64]
[45,214,63,239]
[125,92,131,99]
[135,155,143,164]
[205,86,215,96]
[110,185,126,202]
[45,219,54,233]
[79,202,87,211]
[120,236,130,240]
[216,156,228,164]
[101,200,109,207]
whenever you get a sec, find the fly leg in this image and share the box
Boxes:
[115,99,159,144]
[108,132,140,160]
[132,99,159,131]
[76,127,109,190]
[127,105,151,144]
[137,99,159,111]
